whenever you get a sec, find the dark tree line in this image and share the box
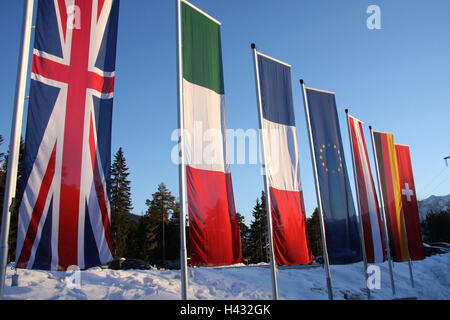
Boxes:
[0,140,324,266]
[109,148,182,266]
[240,192,323,263]
[421,210,450,243]
[0,136,24,262]
[1,136,448,267]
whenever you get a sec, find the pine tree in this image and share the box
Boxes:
[0,134,5,216]
[2,138,25,262]
[166,200,181,262]
[236,212,250,263]
[306,208,323,257]
[136,214,157,263]
[145,182,176,265]
[110,147,133,258]
[0,134,4,168]
[248,191,269,263]
[422,210,450,243]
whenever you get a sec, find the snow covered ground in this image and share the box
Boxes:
[3,253,449,300]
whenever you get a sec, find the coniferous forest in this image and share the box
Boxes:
[0,138,449,268]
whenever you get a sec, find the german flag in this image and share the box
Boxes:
[372,131,410,262]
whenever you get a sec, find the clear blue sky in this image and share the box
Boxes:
[1,0,449,225]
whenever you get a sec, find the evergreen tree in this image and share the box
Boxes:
[0,134,4,168]
[135,213,157,263]
[2,138,25,262]
[125,214,140,259]
[236,212,250,263]
[145,183,176,265]
[422,210,450,243]
[0,134,5,216]
[166,200,181,262]
[306,208,323,257]
[248,191,269,263]
[110,147,133,258]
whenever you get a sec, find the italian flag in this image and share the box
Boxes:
[181,0,241,266]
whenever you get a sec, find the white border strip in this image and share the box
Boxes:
[371,129,393,135]
[181,0,222,25]
[347,113,365,125]
[256,51,291,67]
[304,86,336,95]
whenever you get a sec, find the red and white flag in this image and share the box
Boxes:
[348,115,385,263]
[395,144,425,260]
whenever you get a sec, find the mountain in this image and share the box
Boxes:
[418,194,450,221]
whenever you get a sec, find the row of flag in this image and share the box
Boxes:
[0,0,424,300]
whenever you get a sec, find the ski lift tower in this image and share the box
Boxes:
[445,156,450,167]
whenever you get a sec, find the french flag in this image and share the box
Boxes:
[255,51,313,265]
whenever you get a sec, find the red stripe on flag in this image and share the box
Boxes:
[379,133,401,259]
[58,1,94,270]
[395,145,425,260]
[57,0,68,43]
[186,166,241,267]
[358,123,385,262]
[89,113,113,254]
[17,142,57,269]
[349,118,374,261]
[270,187,313,265]
[349,118,385,263]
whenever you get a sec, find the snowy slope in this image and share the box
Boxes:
[3,253,450,300]
[418,194,450,221]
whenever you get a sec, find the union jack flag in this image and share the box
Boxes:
[15,0,120,270]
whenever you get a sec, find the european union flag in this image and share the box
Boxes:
[304,87,362,265]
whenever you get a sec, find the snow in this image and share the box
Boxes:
[3,253,450,300]
[418,194,450,221]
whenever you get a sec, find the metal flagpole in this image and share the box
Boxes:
[251,43,279,300]
[344,109,370,299]
[369,126,396,296]
[300,80,333,300]
[0,0,34,300]
[176,0,188,300]
[407,259,415,288]
[400,211,415,288]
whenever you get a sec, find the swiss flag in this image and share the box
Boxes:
[395,144,425,260]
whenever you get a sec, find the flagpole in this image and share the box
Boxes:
[0,0,34,300]
[251,43,278,300]
[369,126,396,296]
[399,210,415,288]
[176,0,188,300]
[403,215,415,288]
[300,80,333,300]
[344,109,370,299]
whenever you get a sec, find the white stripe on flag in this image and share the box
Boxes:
[262,118,302,192]
[183,79,228,173]
[353,119,384,263]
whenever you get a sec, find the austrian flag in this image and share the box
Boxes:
[16,0,120,270]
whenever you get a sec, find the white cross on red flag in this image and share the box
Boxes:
[395,144,425,260]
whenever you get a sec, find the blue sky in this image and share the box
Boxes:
[1,0,449,225]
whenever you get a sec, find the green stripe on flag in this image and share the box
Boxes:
[182,2,224,95]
